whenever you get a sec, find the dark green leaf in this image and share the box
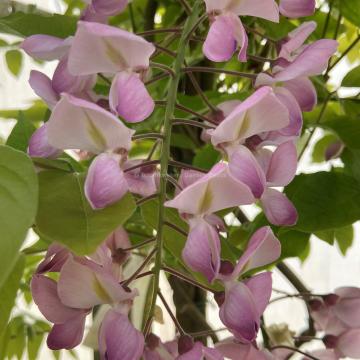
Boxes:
[36,170,136,255]
[5,49,22,77]
[342,65,360,87]
[325,116,360,149]
[312,133,339,163]
[278,231,310,260]
[340,0,360,27]
[193,144,221,170]
[335,225,354,256]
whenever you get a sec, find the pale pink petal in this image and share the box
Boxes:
[81,4,108,23]
[92,0,128,15]
[182,219,221,283]
[29,70,59,109]
[28,123,62,159]
[177,342,203,360]
[261,188,298,226]
[279,0,316,18]
[266,141,297,187]
[219,282,260,343]
[203,346,224,360]
[274,40,338,82]
[215,339,252,359]
[283,77,317,112]
[229,146,266,198]
[109,71,154,122]
[337,329,360,358]
[68,21,155,75]
[228,0,279,22]
[279,22,317,61]
[31,274,84,324]
[85,153,128,209]
[36,244,70,274]
[334,290,360,328]
[99,310,144,360]
[47,93,134,153]
[165,163,254,216]
[203,15,237,62]
[335,287,360,298]
[177,169,205,191]
[232,226,281,276]
[47,314,87,350]
[244,272,272,315]
[211,87,289,149]
[304,349,338,360]
[21,35,71,61]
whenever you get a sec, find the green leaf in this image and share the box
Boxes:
[312,133,339,163]
[0,256,24,335]
[6,112,36,152]
[0,101,48,122]
[35,170,136,255]
[278,231,310,260]
[193,144,221,170]
[325,116,360,150]
[342,65,360,87]
[286,172,360,232]
[335,225,354,256]
[340,0,360,27]
[0,12,77,38]
[0,146,38,288]
[5,49,22,77]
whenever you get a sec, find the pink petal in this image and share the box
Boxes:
[29,70,59,109]
[203,15,237,62]
[85,153,128,209]
[31,274,85,324]
[211,87,289,149]
[68,21,155,75]
[165,163,254,216]
[203,346,224,360]
[47,314,87,350]
[47,93,134,154]
[229,146,266,199]
[21,35,71,61]
[99,310,144,360]
[36,244,70,274]
[279,0,316,18]
[227,0,279,22]
[266,141,297,187]
[274,40,338,82]
[219,282,260,343]
[337,329,360,358]
[28,123,62,159]
[283,77,317,112]
[261,188,298,226]
[109,71,154,122]
[304,350,338,360]
[334,289,360,328]
[177,169,205,190]
[92,0,128,15]
[279,22,317,62]
[177,342,203,360]
[81,4,108,23]
[182,219,221,283]
[105,226,131,253]
[58,256,135,308]
[232,226,281,276]
[215,339,252,359]
[244,272,273,315]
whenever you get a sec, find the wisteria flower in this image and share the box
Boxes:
[279,0,316,18]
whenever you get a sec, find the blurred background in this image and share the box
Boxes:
[0,0,359,359]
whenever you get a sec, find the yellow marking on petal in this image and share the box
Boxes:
[103,39,128,69]
[92,276,112,303]
[235,111,251,141]
[198,183,213,214]
[84,111,107,151]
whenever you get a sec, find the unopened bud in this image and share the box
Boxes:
[146,333,160,350]
[219,260,234,275]
[323,294,340,306]
[178,335,194,355]
[323,335,338,349]
[309,299,323,311]
[112,248,129,265]
[214,291,226,306]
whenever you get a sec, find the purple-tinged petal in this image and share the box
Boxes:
[109,71,154,122]
[211,87,289,149]
[21,35,71,61]
[227,0,279,22]
[99,310,144,360]
[244,272,273,315]
[279,22,317,62]
[177,341,203,360]
[232,226,281,277]
[202,346,224,360]
[203,15,237,62]
[47,93,134,154]
[36,244,70,274]
[279,0,316,18]
[81,4,108,23]
[85,153,128,209]
[333,288,360,328]
[266,141,297,187]
[29,70,59,109]
[337,330,360,358]
[274,40,338,82]
[273,87,303,137]
[283,77,317,111]
[261,188,298,226]
[177,169,205,191]
[47,313,87,350]
[68,21,155,75]
[216,339,272,360]
[219,282,260,343]
[182,219,221,283]
[31,274,85,324]
[165,163,254,216]
[303,349,338,360]
[229,146,266,199]
[28,123,62,159]
[92,0,128,16]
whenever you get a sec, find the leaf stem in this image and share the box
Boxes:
[270,346,320,360]
[123,237,157,251]
[182,66,257,79]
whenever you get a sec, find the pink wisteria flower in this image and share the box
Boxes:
[279,0,316,18]
[214,226,281,343]
[81,0,128,17]
[67,21,156,122]
[203,0,279,62]
[165,163,254,282]
[323,330,360,359]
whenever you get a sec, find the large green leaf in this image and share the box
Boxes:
[342,65,360,87]
[0,256,24,335]
[0,12,77,38]
[340,0,360,27]
[325,116,360,150]
[286,172,360,232]
[0,146,38,288]
[6,113,36,152]
[35,170,136,255]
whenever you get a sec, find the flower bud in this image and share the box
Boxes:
[323,294,340,306]
[309,299,323,311]
[219,260,234,275]
[214,291,226,306]
[178,335,194,355]
[323,335,338,349]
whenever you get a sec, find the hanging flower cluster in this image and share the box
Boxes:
[21,0,345,358]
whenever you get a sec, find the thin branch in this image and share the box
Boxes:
[172,118,215,130]
[153,44,177,58]
[270,346,320,360]
[178,0,191,15]
[163,221,188,237]
[121,271,154,285]
[123,237,157,251]
[147,140,161,160]
[136,193,159,206]
[182,66,257,79]
[145,73,170,86]
[150,61,175,78]
[133,133,164,141]
[137,28,182,37]
[243,25,277,43]
[169,160,207,173]
[166,175,183,191]
[98,73,112,85]
[123,160,160,173]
